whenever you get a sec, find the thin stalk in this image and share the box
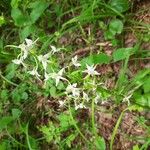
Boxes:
[91,97,96,135]
[6,128,27,148]
[68,103,88,143]
[110,107,128,150]
[25,123,33,150]
[0,71,18,87]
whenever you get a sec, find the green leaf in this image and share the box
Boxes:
[66,133,77,148]
[109,0,129,13]
[93,53,111,64]
[30,1,49,23]
[20,25,36,41]
[58,113,72,130]
[11,0,21,8]
[11,8,30,27]
[81,53,111,66]
[143,77,150,93]
[21,92,28,100]
[113,47,133,62]
[0,89,9,102]
[12,108,22,119]
[134,93,150,108]
[109,19,123,34]
[95,137,106,150]
[5,63,18,80]
[50,86,56,97]
[133,145,140,150]
[0,117,14,131]
[128,105,143,112]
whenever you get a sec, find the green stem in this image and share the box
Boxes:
[91,97,96,136]
[25,123,33,150]
[6,128,27,148]
[0,71,18,87]
[68,104,88,143]
[110,108,128,150]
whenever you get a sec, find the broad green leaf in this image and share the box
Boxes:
[21,92,28,100]
[12,108,22,119]
[93,53,111,64]
[5,63,18,80]
[11,0,20,8]
[81,53,111,66]
[50,86,56,97]
[133,69,150,85]
[0,117,14,131]
[109,0,129,13]
[143,77,150,93]
[104,30,114,40]
[80,55,94,66]
[58,113,72,130]
[113,47,133,62]
[11,8,30,27]
[30,1,49,23]
[109,19,123,34]
[20,25,36,41]
[134,93,150,108]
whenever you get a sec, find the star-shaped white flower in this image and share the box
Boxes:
[44,72,50,81]
[28,68,41,79]
[50,45,61,54]
[48,68,67,86]
[71,55,81,67]
[59,100,65,107]
[25,38,34,48]
[19,38,36,59]
[38,52,51,70]
[94,94,100,104]
[83,92,89,102]
[66,83,80,97]
[12,58,23,65]
[75,103,86,110]
[83,64,100,76]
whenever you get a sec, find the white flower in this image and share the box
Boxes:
[19,38,35,59]
[38,52,51,70]
[25,38,33,48]
[59,100,65,107]
[48,68,67,86]
[44,72,50,81]
[18,43,27,59]
[75,103,86,110]
[12,58,23,65]
[66,83,80,97]
[83,92,89,102]
[83,64,100,76]
[94,94,100,104]
[122,94,132,106]
[50,45,61,54]
[71,55,81,67]
[28,68,41,79]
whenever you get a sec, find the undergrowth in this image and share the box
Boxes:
[0,0,150,150]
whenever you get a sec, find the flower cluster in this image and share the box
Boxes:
[11,38,105,110]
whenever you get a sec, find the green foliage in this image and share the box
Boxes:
[105,19,124,40]
[81,53,111,66]
[0,0,149,149]
[109,0,129,13]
